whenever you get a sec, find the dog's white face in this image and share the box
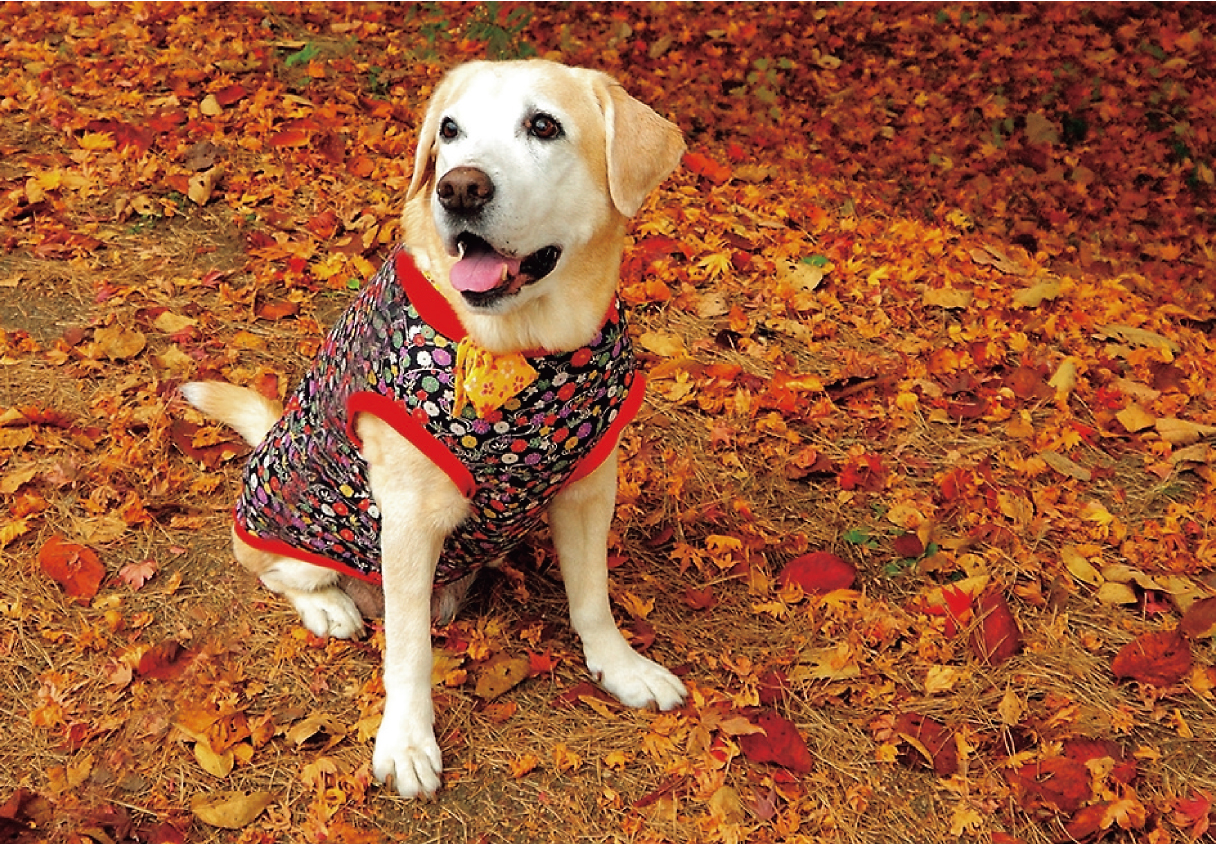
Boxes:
[405,60,685,343]
[425,63,613,313]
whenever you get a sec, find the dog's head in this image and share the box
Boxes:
[403,60,684,330]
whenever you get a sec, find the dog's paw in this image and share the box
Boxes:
[289,587,365,640]
[372,721,443,799]
[589,649,686,711]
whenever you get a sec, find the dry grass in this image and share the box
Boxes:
[2,4,1216,843]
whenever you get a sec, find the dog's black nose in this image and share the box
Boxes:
[436,166,495,214]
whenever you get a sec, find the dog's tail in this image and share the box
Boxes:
[180,382,283,446]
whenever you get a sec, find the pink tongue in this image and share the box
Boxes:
[450,251,523,293]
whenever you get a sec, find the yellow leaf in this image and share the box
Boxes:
[924,664,961,694]
[697,252,732,279]
[195,741,235,778]
[1012,276,1062,307]
[552,743,582,774]
[922,287,973,309]
[1061,546,1103,587]
[78,131,116,151]
[191,791,275,829]
[1116,403,1156,433]
[0,515,31,549]
[637,331,685,358]
[998,688,1026,726]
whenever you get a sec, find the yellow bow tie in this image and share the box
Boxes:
[453,337,539,417]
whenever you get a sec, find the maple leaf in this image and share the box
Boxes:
[118,559,157,590]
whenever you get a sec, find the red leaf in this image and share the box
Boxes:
[1064,738,1137,785]
[970,589,1022,665]
[1005,756,1091,814]
[738,708,812,774]
[527,650,558,676]
[213,83,246,106]
[892,532,924,559]
[1111,629,1192,686]
[38,536,105,603]
[778,552,856,594]
[893,713,958,776]
[1180,596,1216,640]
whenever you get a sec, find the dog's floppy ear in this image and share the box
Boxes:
[594,74,685,218]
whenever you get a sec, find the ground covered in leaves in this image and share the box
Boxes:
[2,3,1216,843]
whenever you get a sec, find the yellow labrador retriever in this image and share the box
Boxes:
[182,60,686,798]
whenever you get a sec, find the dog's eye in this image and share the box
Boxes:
[439,117,459,141]
[527,113,562,140]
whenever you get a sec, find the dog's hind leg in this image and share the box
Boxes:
[233,530,365,640]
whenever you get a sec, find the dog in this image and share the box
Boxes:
[182,59,687,798]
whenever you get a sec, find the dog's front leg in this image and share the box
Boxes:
[358,415,469,799]
[550,448,686,711]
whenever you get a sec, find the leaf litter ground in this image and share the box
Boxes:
[2,4,1216,843]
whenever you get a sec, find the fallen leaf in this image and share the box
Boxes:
[38,536,105,603]
[474,653,530,700]
[1116,403,1156,433]
[1155,417,1216,445]
[922,287,973,309]
[1011,276,1061,307]
[118,559,157,590]
[970,589,1021,665]
[1180,596,1216,640]
[778,552,856,594]
[190,791,274,829]
[93,325,147,361]
[893,712,958,776]
[1006,756,1091,814]
[738,708,813,773]
[1111,629,1192,686]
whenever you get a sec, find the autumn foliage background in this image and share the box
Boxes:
[2,3,1216,843]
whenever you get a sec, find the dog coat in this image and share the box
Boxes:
[233,248,644,586]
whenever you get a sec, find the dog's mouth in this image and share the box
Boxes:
[450,233,562,308]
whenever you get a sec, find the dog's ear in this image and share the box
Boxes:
[405,91,443,204]
[594,75,685,218]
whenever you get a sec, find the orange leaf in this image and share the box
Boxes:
[268,128,310,147]
[1111,629,1192,686]
[256,300,298,321]
[683,151,731,185]
[38,536,105,603]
